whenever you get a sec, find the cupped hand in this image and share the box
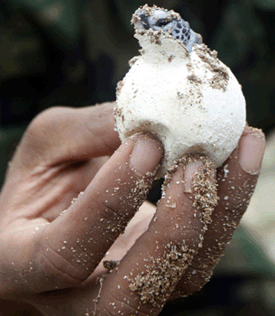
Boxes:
[0,103,265,316]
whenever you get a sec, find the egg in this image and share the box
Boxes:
[115,5,246,178]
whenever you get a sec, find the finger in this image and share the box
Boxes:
[23,203,158,315]
[94,201,157,277]
[94,155,218,315]
[16,202,157,315]
[27,134,163,292]
[172,126,265,297]
[12,102,120,170]
[36,156,110,222]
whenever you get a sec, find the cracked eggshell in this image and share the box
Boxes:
[115,31,246,178]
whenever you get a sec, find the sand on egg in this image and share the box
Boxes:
[115,4,246,178]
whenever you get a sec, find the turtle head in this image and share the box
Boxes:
[133,6,201,53]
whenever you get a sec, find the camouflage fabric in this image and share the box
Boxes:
[0,0,275,315]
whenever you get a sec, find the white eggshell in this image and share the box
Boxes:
[115,31,246,178]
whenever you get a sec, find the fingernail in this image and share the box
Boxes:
[184,161,204,192]
[130,136,163,177]
[239,127,265,175]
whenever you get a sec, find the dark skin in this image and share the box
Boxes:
[0,103,265,315]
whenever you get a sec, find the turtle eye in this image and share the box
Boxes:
[139,13,150,30]
[154,18,169,27]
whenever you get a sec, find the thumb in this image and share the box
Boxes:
[12,103,120,170]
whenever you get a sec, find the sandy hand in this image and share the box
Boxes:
[0,103,265,316]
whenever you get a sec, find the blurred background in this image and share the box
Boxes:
[0,0,275,315]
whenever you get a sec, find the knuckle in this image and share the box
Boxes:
[99,290,149,316]
[27,106,64,136]
[101,199,132,225]
[102,200,124,220]
[38,244,89,289]
[174,266,214,297]
[21,106,73,163]
[153,225,201,250]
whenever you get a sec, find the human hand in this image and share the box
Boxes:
[0,102,265,316]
